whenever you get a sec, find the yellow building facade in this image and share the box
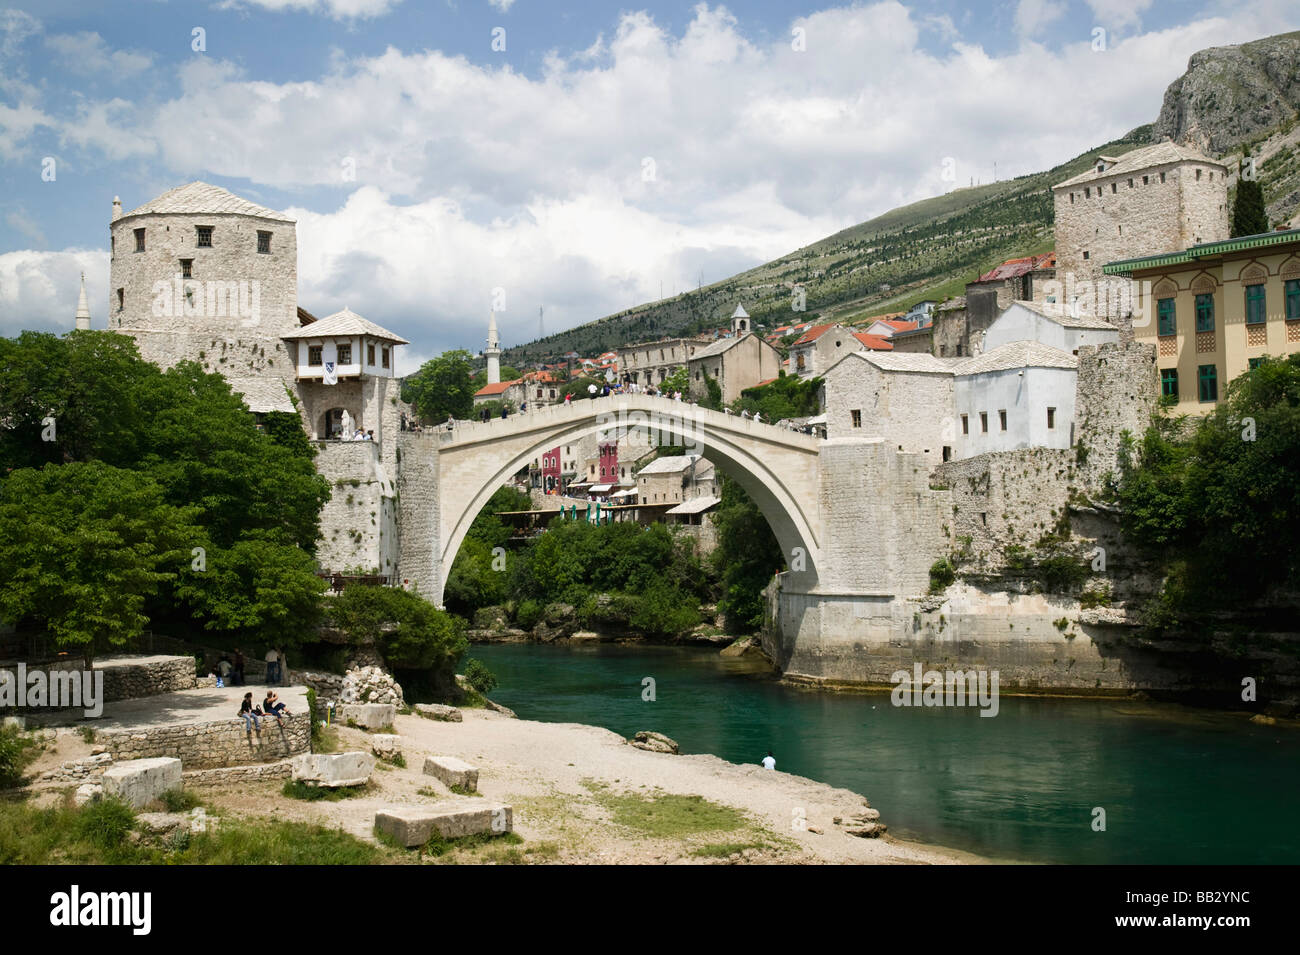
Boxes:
[1104,229,1300,414]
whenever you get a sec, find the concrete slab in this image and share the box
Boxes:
[102,757,182,808]
[374,802,512,847]
[338,703,395,730]
[414,703,462,722]
[291,752,374,788]
[423,755,478,790]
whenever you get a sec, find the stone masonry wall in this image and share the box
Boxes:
[98,714,309,769]
[1,655,196,710]
[394,432,441,596]
[1073,340,1159,493]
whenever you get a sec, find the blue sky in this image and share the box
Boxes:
[2,0,1297,370]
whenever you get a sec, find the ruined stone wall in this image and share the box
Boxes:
[1073,340,1160,492]
[98,714,309,769]
[1,655,196,710]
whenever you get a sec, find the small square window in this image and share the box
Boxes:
[1248,357,1264,371]
[336,343,352,364]
[180,259,193,279]
[850,409,862,428]
[308,345,323,366]
[1160,368,1178,398]
[999,410,1007,431]
[1143,175,1149,185]
[1082,251,1090,260]
[134,228,145,252]
[196,226,213,247]
[257,230,271,254]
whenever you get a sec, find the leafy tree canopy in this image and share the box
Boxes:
[732,372,823,421]
[402,350,476,422]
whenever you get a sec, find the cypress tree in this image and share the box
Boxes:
[1231,178,1268,237]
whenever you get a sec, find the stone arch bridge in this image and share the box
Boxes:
[393,395,825,606]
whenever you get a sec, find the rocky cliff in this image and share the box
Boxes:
[1152,31,1300,155]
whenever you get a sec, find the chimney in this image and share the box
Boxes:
[112,196,122,221]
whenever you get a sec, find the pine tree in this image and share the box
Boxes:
[1231,178,1268,238]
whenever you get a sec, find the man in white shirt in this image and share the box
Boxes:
[761,751,776,770]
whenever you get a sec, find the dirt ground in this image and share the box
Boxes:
[192,709,980,864]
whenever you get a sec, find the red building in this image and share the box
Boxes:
[597,441,618,484]
[540,446,561,493]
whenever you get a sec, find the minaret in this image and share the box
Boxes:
[485,310,501,385]
[74,272,91,330]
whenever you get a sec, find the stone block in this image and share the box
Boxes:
[338,703,395,730]
[74,783,102,807]
[374,802,512,847]
[414,703,462,722]
[101,757,183,809]
[422,755,478,790]
[291,752,374,788]
[371,734,402,761]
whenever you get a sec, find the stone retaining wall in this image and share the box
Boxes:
[1,655,197,710]
[98,715,309,769]
[183,761,295,785]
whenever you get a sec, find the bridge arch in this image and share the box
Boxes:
[397,396,822,606]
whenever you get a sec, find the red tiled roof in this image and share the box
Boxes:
[977,252,1056,283]
[873,319,918,333]
[752,377,778,388]
[853,332,895,350]
[474,381,515,397]
[793,323,835,345]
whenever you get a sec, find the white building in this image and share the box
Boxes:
[983,301,1119,354]
[953,341,1080,457]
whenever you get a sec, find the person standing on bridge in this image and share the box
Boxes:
[762,751,776,770]
[446,416,455,432]
[501,406,508,419]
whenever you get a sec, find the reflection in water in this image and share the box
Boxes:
[469,642,1300,864]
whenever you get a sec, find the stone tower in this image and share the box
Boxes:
[74,272,91,331]
[485,310,501,385]
[731,304,750,335]
[107,181,300,412]
[1051,142,1228,325]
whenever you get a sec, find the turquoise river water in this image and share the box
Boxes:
[469,642,1300,864]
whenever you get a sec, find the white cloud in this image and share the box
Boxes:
[59,98,156,160]
[0,102,54,161]
[0,8,40,60]
[45,32,153,77]
[0,249,108,336]
[216,0,403,20]
[488,0,516,12]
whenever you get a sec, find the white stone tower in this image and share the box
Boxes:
[74,272,91,330]
[731,304,750,335]
[485,310,501,385]
[107,181,300,412]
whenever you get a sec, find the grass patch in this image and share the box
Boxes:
[0,798,394,864]
[591,788,747,838]
[448,784,479,796]
[690,840,774,859]
[157,788,202,813]
[281,780,371,802]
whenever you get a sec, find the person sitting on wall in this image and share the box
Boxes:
[263,690,290,724]
[365,430,375,441]
[238,693,261,733]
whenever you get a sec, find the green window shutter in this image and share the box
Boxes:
[1245,284,1266,324]
[1160,368,1178,398]
[1286,280,1300,321]
[1195,293,1215,332]
[1197,364,1218,403]
[1157,298,1176,336]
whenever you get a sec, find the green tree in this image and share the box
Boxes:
[0,462,200,664]
[1120,354,1300,618]
[733,372,823,421]
[261,409,315,460]
[710,477,783,632]
[327,586,467,687]
[1230,177,1268,237]
[402,350,476,422]
[660,366,690,394]
[175,535,327,651]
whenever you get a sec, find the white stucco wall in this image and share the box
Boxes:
[953,366,1077,457]
[983,303,1119,353]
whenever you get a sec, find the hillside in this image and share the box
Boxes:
[506,31,1300,364]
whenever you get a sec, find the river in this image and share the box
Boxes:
[468,641,1300,864]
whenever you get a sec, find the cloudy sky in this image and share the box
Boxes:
[2,0,1297,372]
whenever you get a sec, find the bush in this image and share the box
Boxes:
[929,558,956,593]
[464,658,499,695]
[0,726,36,789]
[515,599,544,630]
[77,798,135,851]
[328,585,468,676]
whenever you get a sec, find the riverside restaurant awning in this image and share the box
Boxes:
[665,495,720,515]
[588,484,614,493]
